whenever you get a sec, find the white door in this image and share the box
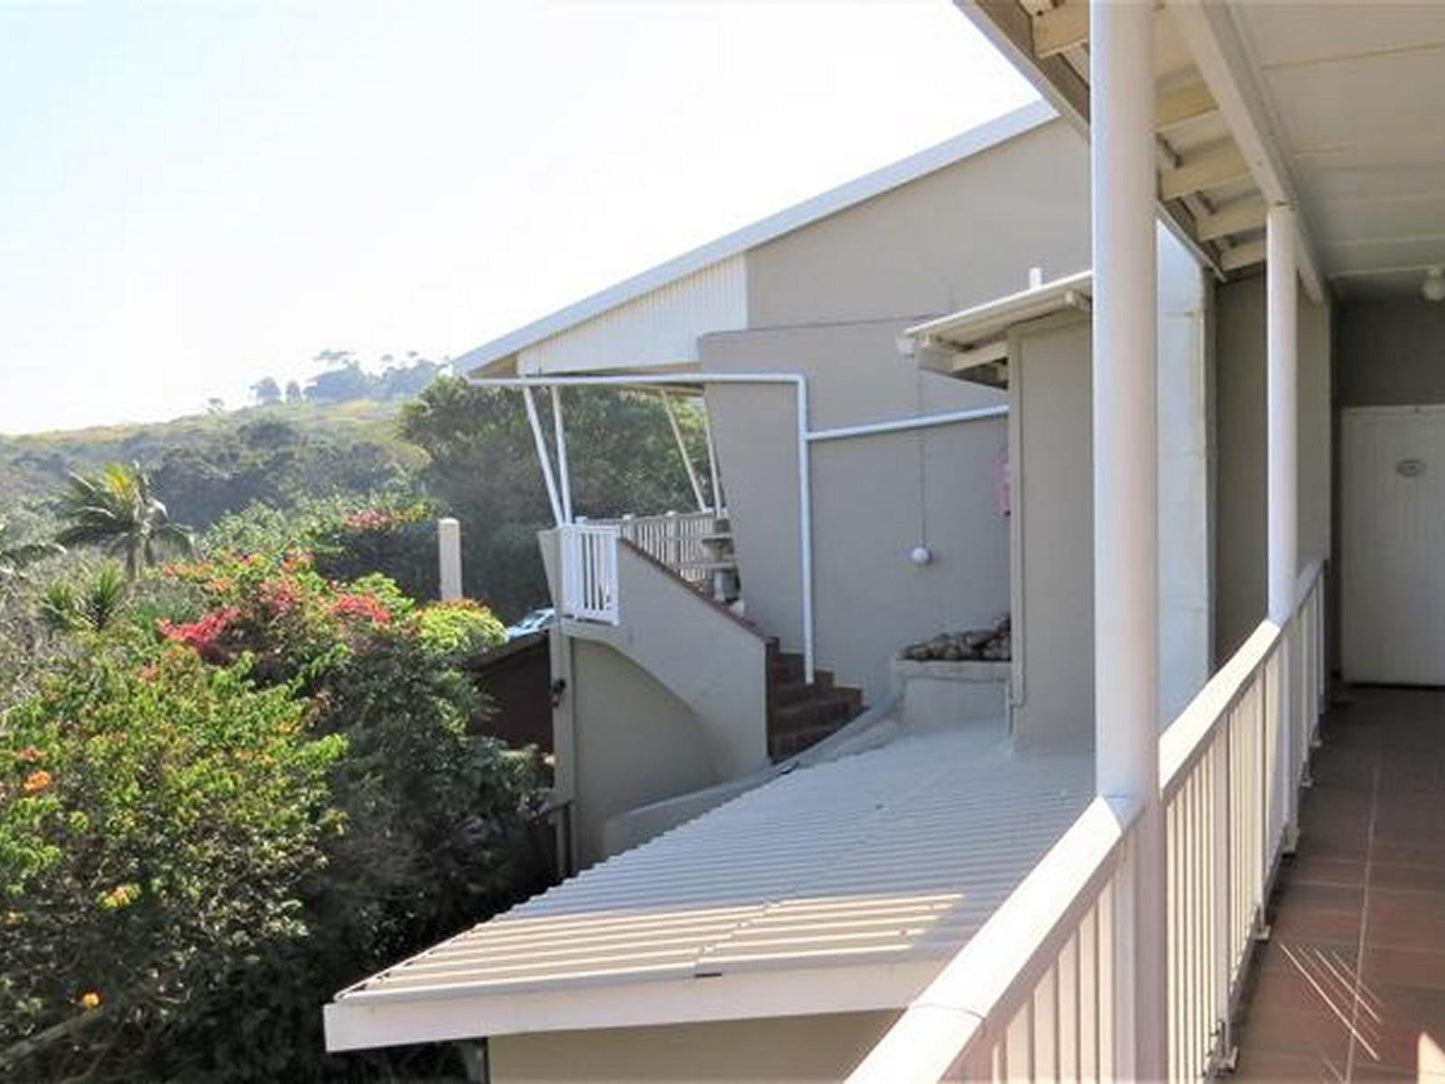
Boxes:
[1342,406,1445,684]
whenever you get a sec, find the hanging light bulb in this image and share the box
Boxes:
[1423,268,1445,303]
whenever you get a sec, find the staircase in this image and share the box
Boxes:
[766,639,864,761]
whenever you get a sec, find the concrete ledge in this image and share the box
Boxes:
[891,658,1010,732]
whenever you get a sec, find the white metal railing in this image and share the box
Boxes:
[558,523,620,625]
[589,510,720,588]
[851,563,1326,1083]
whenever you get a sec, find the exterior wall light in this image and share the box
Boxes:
[909,545,933,566]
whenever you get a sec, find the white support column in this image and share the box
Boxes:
[699,395,724,514]
[1267,207,1299,624]
[1090,1,1166,1078]
[549,386,574,524]
[659,389,709,513]
[1268,205,1301,846]
[521,386,564,527]
[437,516,463,601]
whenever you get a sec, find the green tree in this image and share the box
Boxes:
[54,462,195,579]
[250,376,282,405]
[398,377,705,616]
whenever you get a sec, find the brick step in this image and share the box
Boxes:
[768,674,835,708]
[769,687,863,735]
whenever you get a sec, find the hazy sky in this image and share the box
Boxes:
[0,1,1035,435]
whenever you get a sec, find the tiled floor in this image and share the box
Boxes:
[1233,687,1445,1083]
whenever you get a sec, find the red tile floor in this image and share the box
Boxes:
[1233,687,1445,1083]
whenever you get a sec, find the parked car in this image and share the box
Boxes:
[505,606,554,640]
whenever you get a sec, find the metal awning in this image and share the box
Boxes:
[323,723,1089,1053]
[904,270,1091,385]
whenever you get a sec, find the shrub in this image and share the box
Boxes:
[414,598,508,657]
[0,642,345,1079]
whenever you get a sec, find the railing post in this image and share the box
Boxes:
[1090,0,1166,1076]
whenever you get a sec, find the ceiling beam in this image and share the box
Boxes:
[1032,0,1088,60]
[1196,198,1267,241]
[1160,144,1250,200]
[952,2,1224,280]
[1220,239,1266,272]
[1164,0,1326,302]
[1156,81,1217,131]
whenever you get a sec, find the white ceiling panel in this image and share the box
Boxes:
[1231,2,1445,293]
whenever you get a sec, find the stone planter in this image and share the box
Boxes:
[890,657,1011,732]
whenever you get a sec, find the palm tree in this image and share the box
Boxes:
[55,462,194,579]
[0,518,63,588]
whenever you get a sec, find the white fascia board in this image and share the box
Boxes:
[456,100,1058,376]
[906,269,1093,349]
[323,957,937,1053]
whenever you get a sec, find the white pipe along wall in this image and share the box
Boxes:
[473,373,1012,686]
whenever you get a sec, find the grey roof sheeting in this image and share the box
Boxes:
[326,722,1091,1049]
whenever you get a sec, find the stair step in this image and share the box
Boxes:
[770,688,863,734]
[769,675,835,707]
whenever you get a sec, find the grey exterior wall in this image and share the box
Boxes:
[1009,314,1094,750]
[701,320,1011,704]
[491,1011,897,1083]
[1213,274,1332,662]
[540,530,764,866]
[1336,297,1445,407]
[745,120,1090,328]
[565,638,718,867]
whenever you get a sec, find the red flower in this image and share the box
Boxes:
[328,593,391,627]
[159,608,240,663]
[259,579,303,616]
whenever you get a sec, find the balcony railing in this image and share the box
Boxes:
[559,511,729,626]
[558,523,620,625]
[849,563,1325,1083]
[593,510,721,589]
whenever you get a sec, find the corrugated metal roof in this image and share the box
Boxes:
[325,723,1091,1050]
[457,101,1057,377]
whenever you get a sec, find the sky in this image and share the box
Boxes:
[0,0,1036,435]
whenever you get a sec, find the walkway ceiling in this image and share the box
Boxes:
[958,1,1445,301]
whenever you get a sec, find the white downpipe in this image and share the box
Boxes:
[1267,207,1299,624]
[699,397,724,514]
[475,373,816,683]
[1091,1,1165,1079]
[658,389,709,513]
[549,386,574,524]
[522,386,564,527]
[807,403,1008,444]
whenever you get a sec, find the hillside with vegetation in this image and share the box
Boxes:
[0,375,707,1081]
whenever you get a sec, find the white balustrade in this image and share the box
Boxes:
[558,523,620,625]
[592,510,720,588]
[850,563,1326,1083]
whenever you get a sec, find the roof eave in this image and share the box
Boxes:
[324,956,939,1052]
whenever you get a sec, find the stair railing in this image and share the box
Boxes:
[558,523,620,625]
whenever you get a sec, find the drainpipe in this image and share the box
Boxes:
[1090,1,1166,1078]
